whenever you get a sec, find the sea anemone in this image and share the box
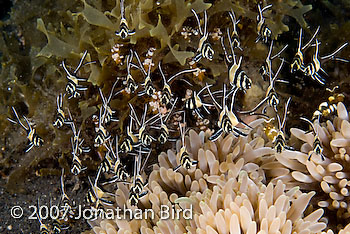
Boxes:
[285,102,350,225]
[89,123,330,234]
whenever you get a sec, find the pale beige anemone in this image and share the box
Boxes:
[320,221,350,234]
[180,172,328,234]
[339,223,350,234]
[87,119,330,234]
[286,102,350,222]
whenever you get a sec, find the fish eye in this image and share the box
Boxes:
[259,67,264,75]
[121,32,127,39]
[247,79,252,88]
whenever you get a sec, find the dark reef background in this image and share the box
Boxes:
[0,0,350,233]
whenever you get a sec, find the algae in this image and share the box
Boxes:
[168,44,194,66]
[80,0,115,31]
[88,63,102,86]
[267,0,312,39]
[36,18,78,59]
[79,99,98,121]
[150,15,170,48]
